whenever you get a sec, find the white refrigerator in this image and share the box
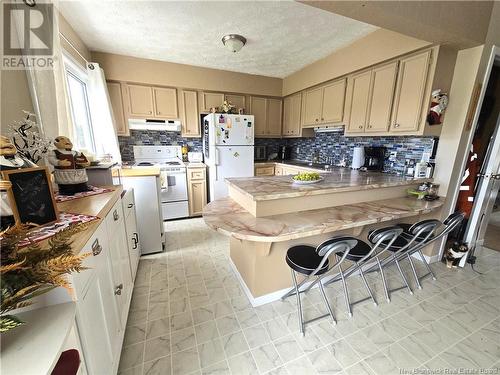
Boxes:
[203,113,254,201]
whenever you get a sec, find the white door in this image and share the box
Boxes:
[214,115,254,146]
[212,146,254,200]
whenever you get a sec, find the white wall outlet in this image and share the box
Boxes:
[389,151,397,161]
[296,147,300,154]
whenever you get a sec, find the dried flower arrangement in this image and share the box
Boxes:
[218,100,237,114]
[0,223,90,332]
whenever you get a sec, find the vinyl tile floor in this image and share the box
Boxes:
[118,218,500,375]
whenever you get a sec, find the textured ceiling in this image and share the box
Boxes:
[58,1,377,78]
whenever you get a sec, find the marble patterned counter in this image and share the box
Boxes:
[226,168,426,201]
[203,196,444,243]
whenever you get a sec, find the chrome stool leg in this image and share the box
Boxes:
[359,266,377,306]
[376,257,390,303]
[317,276,336,325]
[291,269,304,335]
[338,256,352,317]
[418,249,437,281]
[407,253,422,289]
[394,254,413,295]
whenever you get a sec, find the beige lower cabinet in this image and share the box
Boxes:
[254,165,275,176]
[187,166,207,216]
[181,90,201,137]
[275,165,283,175]
[107,81,129,136]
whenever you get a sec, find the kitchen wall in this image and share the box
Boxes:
[256,133,435,175]
[118,131,202,162]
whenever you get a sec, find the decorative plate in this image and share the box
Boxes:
[291,176,324,185]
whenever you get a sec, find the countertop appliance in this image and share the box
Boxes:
[279,145,292,161]
[188,152,203,163]
[133,145,189,221]
[351,146,365,169]
[254,145,267,161]
[363,146,386,171]
[203,113,254,201]
[128,119,181,132]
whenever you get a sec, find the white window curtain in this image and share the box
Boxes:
[85,63,122,164]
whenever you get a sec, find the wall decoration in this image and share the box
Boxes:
[0,222,90,332]
[1,167,59,226]
[427,89,449,125]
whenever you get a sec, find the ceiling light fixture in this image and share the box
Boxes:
[222,34,246,53]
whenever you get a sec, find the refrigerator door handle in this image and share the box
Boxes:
[215,148,220,166]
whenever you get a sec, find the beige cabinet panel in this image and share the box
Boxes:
[321,79,346,123]
[225,94,246,110]
[345,70,371,133]
[107,82,129,136]
[267,98,282,137]
[283,93,302,137]
[303,87,323,126]
[275,165,283,176]
[366,62,398,132]
[201,92,225,112]
[250,96,267,137]
[153,87,178,118]
[126,84,154,117]
[391,50,431,132]
[254,166,275,176]
[188,168,207,217]
[181,90,200,137]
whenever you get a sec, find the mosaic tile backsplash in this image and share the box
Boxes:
[119,130,436,175]
[118,130,202,162]
[256,132,436,175]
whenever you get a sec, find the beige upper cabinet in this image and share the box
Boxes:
[321,79,346,123]
[153,87,178,118]
[283,93,302,137]
[303,87,323,126]
[366,61,398,133]
[303,79,346,127]
[267,98,282,137]
[250,96,268,137]
[345,70,372,133]
[225,94,246,110]
[390,50,432,132]
[181,90,200,137]
[107,82,129,136]
[201,92,225,112]
[126,84,154,117]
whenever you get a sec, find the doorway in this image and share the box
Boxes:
[460,53,500,257]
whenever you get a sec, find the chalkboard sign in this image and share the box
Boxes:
[1,167,59,226]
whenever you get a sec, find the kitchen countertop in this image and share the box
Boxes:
[112,167,161,177]
[203,196,443,242]
[227,167,427,202]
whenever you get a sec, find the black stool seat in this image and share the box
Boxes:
[397,223,435,241]
[286,245,329,275]
[369,234,409,252]
[337,240,372,261]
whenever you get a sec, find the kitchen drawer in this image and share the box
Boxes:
[122,189,135,218]
[105,198,124,236]
[72,222,107,297]
[255,166,274,176]
[188,168,206,181]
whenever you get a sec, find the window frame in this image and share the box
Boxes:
[63,53,96,154]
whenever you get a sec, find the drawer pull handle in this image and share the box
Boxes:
[132,233,139,249]
[113,209,119,221]
[114,284,123,295]
[127,203,134,208]
[92,239,102,256]
[394,123,400,128]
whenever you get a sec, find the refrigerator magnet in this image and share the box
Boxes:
[227,117,232,128]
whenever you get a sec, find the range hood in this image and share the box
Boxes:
[314,124,344,133]
[128,119,181,132]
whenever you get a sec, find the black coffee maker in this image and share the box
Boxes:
[363,146,385,171]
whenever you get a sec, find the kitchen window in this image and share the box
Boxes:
[64,55,96,153]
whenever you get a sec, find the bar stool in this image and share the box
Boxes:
[282,236,358,334]
[367,219,441,296]
[305,226,404,315]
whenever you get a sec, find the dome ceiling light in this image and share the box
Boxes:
[222,34,247,53]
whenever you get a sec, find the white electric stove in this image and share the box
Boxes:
[133,145,189,220]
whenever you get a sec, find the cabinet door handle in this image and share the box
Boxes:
[113,209,119,221]
[114,284,123,295]
[315,118,319,122]
[132,232,139,249]
[359,125,363,129]
[127,203,134,208]
[321,118,324,121]
[368,125,372,129]
[394,123,400,128]
[92,239,102,256]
